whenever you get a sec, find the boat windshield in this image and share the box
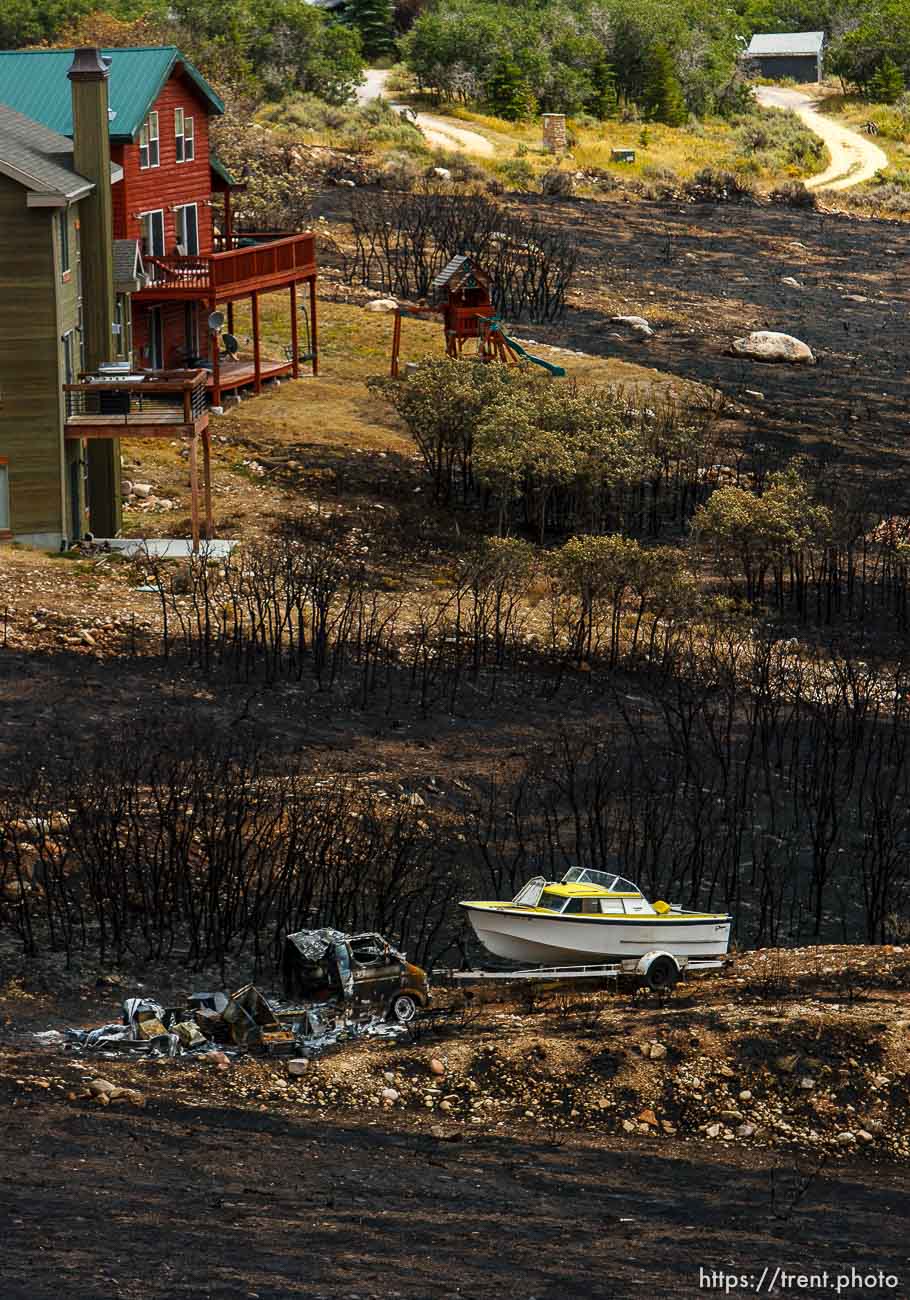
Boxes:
[536,892,567,912]
[562,867,618,890]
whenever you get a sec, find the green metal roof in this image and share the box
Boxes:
[210,153,237,189]
[0,46,224,143]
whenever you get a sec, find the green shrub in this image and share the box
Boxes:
[769,180,818,208]
[540,167,575,196]
[499,157,536,190]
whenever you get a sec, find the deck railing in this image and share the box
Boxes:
[141,232,316,296]
[64,369,209,428]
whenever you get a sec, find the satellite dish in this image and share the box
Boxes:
[207,311,225,333]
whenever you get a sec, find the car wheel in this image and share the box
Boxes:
[389,993,419,1024]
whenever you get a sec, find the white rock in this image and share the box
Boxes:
[836,1130,856,1145]
[366,298,399,313]
[432,167,452,180]
[381,1087,399,1103]
[781,276,803,288]
[337,178,356,188]
[611,315,653,338]
[132,482,152,499]
[287,1059,309,1077]
[730,331,815,365]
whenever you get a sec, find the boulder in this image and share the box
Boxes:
[429,1057,446,1076]
[432,167,452,180]
[780,276,803,288]
[132,482,152,499]
[366,298,399,313]
[730,331,815,365]
[610,315,653,338]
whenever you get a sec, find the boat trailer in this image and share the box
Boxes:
[434,951,728,994]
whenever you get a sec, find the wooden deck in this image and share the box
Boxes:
[207,359,294,393]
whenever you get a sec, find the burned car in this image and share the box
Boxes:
[281,929,430,1023]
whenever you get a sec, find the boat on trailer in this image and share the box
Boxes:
[460,867,732,965]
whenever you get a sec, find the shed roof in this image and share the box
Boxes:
[0,101,93,201]
[0,46,224,144]
[745,32,825,57]
[113,238,144,290]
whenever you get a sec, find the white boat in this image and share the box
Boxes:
[460,867,732,965]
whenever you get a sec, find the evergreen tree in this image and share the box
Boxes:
[590,59,619,119]
[869,56,905,104]
[346,0,394,62]
[641,44,687,126]
[485,54,536,120]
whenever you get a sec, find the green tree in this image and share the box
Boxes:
[485,53,537,119]
[590,59,619,118]
[642,44,687,125]
[692,466,830,604]
[346,0,395,61]
[869,55,905,103]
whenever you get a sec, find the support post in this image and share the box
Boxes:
[308,275,318,377]
[223,189,233,249]
[202,430,213,539]
[189,434,200,553]
[391,309,402,378]
[210,303,221,409]
[226,301,235,335]
[290,281,299,379]
[251,289,261,394]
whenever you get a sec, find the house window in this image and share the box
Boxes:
[58,211,70,277]
[62,331,75,386]
[175,108,195,163]
[176,203,199,256]
[0,461,8,533]
[139,210,165,259]
[139,111,159,169]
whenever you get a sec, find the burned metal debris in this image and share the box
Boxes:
[56,930,430,1062]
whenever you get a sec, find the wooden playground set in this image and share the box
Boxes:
[389,256,565,378]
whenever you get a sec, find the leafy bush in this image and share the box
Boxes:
[768,180,818,209]
[733,107,826,174]
[379,152,425,190]
[499,157,536,190]
[684,167,757,203]
[540,168,575,196]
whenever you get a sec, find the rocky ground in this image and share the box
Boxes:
[2,947,910,1297]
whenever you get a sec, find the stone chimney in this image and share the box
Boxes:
[542,114,567,154]
[68,47,121,535]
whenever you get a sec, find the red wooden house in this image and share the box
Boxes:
[0,45,318,407]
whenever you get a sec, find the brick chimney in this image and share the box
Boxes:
[68,47,121,535]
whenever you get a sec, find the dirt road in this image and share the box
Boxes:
[754,85,888,190]
[356,68,496,157]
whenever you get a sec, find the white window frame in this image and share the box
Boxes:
[139,111,159,169]
[138,209,165,259]
[175,203,199,256]
[175,108,195,163]
[0,460,9,532]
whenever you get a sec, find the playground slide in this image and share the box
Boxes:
[480,314,564,377]
[498,328,566,377]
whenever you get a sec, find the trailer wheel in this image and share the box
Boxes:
[389,993,419,1024]
[640,954,680,992]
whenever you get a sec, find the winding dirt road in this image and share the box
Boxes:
[356,69,496,157]
[755,85,889,191]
